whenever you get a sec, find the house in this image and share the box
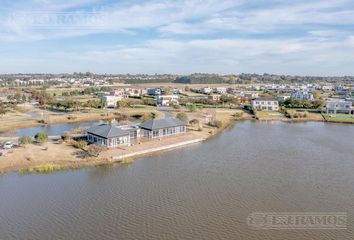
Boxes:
[101,89,129,108]
[156,95,179,106]
[276,95,290,102]
[200,87,212,94]
[101,95,122,108]
[87,124,131,147]
[147,88,162,96]
[291,91,314,101]
[244,92,259,98]
[139,118,187,138]
[325,99,353,114]
[335,85,349,95]
[251,98,279,111]
[214,87,227,94]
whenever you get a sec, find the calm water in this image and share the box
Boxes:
[1,121,102,137]
[1,121,354,240]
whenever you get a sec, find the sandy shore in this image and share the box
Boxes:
[0,107,241,174]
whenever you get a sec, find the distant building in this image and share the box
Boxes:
[291,91,314,101]
[214,87,227,94]
[251,98,279,111]
[147,88,162,96]
[200,87,212,94]
[139,118,187,138]
[101,89,129,108]
[208,95,221,101]
[101,95,122,108]
[325,99,353,114]
[335,85,349,95]
[87,124,131,147]
[276,95,290,102]
[244,92,259,98]
[156,95,179,106]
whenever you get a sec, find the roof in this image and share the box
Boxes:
[139,117,186,130]
[87,124,130,138]
[252,98,278,101]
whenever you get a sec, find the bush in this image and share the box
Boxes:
[189,119,200,125]
[61,134,70,141]
[209,120,223,128]
[19,136,32,145]
[72,140,87,150]
[176,113,188,123]
[187,104,197,112]
[114,112,128,122]
[86,144,106,157]
[34,131,48,144]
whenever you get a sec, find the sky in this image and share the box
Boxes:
[1,0,354,75]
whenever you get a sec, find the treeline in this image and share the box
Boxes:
[175,74,228,84]
[281,98,325,109]
[47,99,103,111]
[124,78,174,84]
[61,86,112,96]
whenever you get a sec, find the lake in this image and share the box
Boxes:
[1,120,103,137]
[0,121,353,239]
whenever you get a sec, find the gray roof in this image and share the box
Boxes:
[139,117,186,130]
[87,124,130,138]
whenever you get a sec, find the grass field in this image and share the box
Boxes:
[323,114,354,123]
[255,110,287,120]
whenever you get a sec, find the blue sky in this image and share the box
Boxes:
[1,0,354,75]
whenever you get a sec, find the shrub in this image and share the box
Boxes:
[19,136,32,145]
[72,140,88,150]
[176,113,188,123]
[34,131,48,144]
[61,134,70,141]
[187,104,197,112]
[86,144,106,157]
[114,112,128,122]
[189,119,200,125]
[209,120,223,128]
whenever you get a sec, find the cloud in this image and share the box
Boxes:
[1,0,354,75]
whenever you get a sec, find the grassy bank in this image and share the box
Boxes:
[323,114,354,123]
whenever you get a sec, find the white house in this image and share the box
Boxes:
[251,98,279,111]
[325,99,353,114]
[156,95,179,106]
[214,87,227,94]
[101,95,122,108]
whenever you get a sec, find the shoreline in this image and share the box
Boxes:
[1,111,353,175]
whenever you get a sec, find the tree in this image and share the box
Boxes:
[19,136,32,145]
[176,113,188,123]
[35,131,48,144]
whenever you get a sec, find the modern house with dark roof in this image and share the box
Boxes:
[139,117,187,138]
[87,124,130,147]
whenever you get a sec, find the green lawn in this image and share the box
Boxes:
[323,114,354,123]
[255,111,286,120]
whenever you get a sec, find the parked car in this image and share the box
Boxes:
[2,141,14,149]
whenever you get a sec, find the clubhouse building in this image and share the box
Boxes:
[86,117,187,147]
